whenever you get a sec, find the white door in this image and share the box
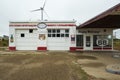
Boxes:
[84,35,93,50]
[47,38,69,50]
[47,29,70,50]
[16,29,38,50]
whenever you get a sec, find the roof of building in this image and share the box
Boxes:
[78,3,120,28]
[10,20,76,23]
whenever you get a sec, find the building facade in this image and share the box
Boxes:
[76,28,113,51]
[9,21,113,51]
[9,21,76,51]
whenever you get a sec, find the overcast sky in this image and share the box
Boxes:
[0,0,120,37]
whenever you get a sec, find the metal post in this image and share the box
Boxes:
[112,33,114,51]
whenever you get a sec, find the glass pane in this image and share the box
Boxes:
[57,29,60,33]
[52,29,56,33]
[48,29,51,33]
[65,34,69,37]
[52,34,56,37]
[57,34,60,37]
[76,35,83,47]
[48,34,51,37]
[86,36,90,47]
[21,34,25,37]
[29,29,33,33]
[61,34,64,37]
[65,29,69,33]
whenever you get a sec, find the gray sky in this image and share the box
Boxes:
[0,0,120,36]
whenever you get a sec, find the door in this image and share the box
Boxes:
[76,35,83,48]
[16,29,38,50]
[47,29,70,50]
[84,35,93,50]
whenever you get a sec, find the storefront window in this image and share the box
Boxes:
[93,35,112,49]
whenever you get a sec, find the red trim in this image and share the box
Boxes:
[47,24,76,26]
[9,47,16,51]
[70,47,76,51]
[76,47,83,50]
[103,48,112,50]
[9,24,76,27]
[37,47,47,51]
[9,25,36,27]
[93,48,102,50]
[93,47,112,50]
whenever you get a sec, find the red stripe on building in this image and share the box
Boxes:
[37,47,47,51]
[9,47,16,51]
[93,47,102,50]
[70,47,76,51]
[47,24,76,26]
[103,48,112,50]
[9,24,76,27]
[9,25,37,27]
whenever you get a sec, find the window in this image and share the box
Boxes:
[57,34,60,37]
[76,35,83,47]
[29,29,33,33]
[48,34,51,37]
[93,35,112,48]
[52,29,56,33]
[65,34,69,37]
[48,29,51,33]
[65,29,69,33]
[47,29,69,38]
[57,29,60,33]
[61,34,64,37]
[52,34,56,37]
[21,33,25,37]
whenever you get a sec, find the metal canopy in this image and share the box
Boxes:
[78,3,120,28]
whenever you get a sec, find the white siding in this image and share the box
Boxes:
[15,29,38,50]
[47,38,70,50]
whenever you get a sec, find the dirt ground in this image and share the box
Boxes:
[75,51,120,80]
[0,51,120,80]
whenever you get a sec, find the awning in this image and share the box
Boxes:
[78,3,120,28]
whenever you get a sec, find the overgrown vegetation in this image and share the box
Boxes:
[0,39,9,47]
[113,39,120,50]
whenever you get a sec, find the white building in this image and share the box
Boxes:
[9,21,76,51]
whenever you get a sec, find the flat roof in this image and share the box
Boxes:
[10,20,76,23]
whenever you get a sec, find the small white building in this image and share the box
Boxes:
[9,21,76,51]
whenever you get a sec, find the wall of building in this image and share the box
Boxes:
[76,28,113,51]
[9,21,76,51]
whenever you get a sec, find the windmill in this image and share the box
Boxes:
[31,0,48,21]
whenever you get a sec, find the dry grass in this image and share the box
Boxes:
[0,51,100,80]
[82,62,105,67]
[9,64,70,80]
[75,55,98,60]
[1,54,33,64]
[0,65,13,79]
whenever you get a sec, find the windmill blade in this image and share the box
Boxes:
[31,9,41,12]
[43,0,47,9]
[43,10,50,19]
